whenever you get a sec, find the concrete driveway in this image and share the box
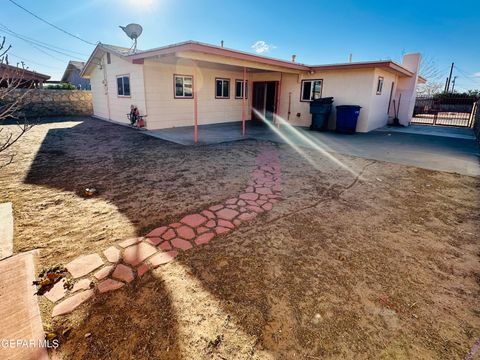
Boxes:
[146,122,480,176]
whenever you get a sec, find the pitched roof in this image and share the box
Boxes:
[0,63,50,81]
[61,60,86,82]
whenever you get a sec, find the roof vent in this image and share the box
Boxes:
[291,54,296,63]
[220,40,224,48]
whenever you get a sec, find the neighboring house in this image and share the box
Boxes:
[81,41,426,135]
[61,61,91,90]
[0,63,50,88]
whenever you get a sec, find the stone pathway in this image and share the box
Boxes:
[48,143,282,317]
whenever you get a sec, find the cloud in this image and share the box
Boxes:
[473,72,480,78]
[251,41,276,54]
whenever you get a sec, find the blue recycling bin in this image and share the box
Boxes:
[335,105,362,133]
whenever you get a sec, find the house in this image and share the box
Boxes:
[80,41,425,139]
[61,61,91,90]
[0,63,50,88]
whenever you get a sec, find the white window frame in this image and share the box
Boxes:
[376,76,384,95]
[301,79,323,101]
[235,79,248,99]
[215,78,230,99]
[174,74,193,99]
[116,75,130,97]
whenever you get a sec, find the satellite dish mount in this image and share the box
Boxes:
[119,23,143,52]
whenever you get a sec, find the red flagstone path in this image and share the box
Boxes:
[50,143,282,317]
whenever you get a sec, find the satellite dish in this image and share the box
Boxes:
[119,23,143,52]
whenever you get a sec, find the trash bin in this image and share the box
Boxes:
[309,97,334,131]
[335,105,362,133]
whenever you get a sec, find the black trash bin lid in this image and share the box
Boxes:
[311,97,334,104]
[336,105,362,109]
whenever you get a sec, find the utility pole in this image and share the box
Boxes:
[446,62,454,93]
[444,77,449,93]
[451,76,457,93]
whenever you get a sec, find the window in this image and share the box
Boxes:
[106,52,111,64]
[174,75,193,98]
[235,79,248,99]
[376,76,384,95]
[116,75,130,96]
[301,79,322,101]
[215,78,230,98]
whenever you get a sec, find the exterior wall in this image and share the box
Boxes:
[143,59,252,129]
[4,89,92,118]
[473,101,480,142]
[365,68,398,132]
[66,70,91,90]
[89,52,146,125]
[395,53,421,126]
[252,69,377,132]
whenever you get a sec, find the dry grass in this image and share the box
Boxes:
[1,117,479,359]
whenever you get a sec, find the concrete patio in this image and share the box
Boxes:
[146,121,479,176]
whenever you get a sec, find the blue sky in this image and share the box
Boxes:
[1,0,479,91]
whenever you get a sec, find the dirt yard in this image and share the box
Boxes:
[1,117,479,359]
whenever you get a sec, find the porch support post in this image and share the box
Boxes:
[277,72,282,128]
[242,67,246,136]
[193,60,198,143]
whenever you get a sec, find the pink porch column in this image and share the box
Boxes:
[276,72,282,128]
[242,67,247,136]
[193,60,198,143]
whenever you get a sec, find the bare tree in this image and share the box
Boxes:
[417,56,445,96]
[0,36,34,168]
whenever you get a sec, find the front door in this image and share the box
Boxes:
[252,81,277,122]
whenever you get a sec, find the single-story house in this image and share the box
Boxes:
[81,41,426,140]
[0,63,50,88]
[61,61,91,90]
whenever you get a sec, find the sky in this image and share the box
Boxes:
[1,0,479,91]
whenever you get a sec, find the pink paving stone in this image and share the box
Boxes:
[176,225,196,240]
[181,213,207,227]
[256,200,267,205]
[52,289,94,317]
[238,212,257,221]
[247,205,264,214]
[66,253,104,279]
[112,264,135,283]
[209,204,224,212]
[239,207,247,212]
[137,263,150,277]
[216,208,239,221]
[197,226,209,234]
[195,232,215,245]
[245,186,254,193]
[218,219,235,229]
[145,226,168,238]
[260,195,268,200]
[103,246,121,263]
[225,198,237,205]
[44,279,67,303]
[123,242,157,266]
[94,265,114,281]
[272,185,282,192]
[158,241,172,251]
[170,222,182,228]
[237,200,246,206]
[255,187,273,195]
[162,228,176,241]
[205,220,216,228]
[97,279,124,294]
[145,237,162,246]
[246,200,258,206]
[262,202,273,211]
[71,279,92,293]
[270,198,278,204]
[171,238,192,251]
[233,219,241,226]
[118,237,143,248]
[201,210,216,219]
[239,192,259,201]
[226,204,238,209]
[215,226,231,235]
[149,251,178,268]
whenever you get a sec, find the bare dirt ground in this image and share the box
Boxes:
[1,117,479,359]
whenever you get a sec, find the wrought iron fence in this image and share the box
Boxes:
[412,95,478,127]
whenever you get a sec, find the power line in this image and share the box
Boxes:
[454,65,480,87]
[9,52,61,69]
[7,0,96,46]
[0,26,86,61]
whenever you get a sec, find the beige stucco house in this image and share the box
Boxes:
[81,41,425,138]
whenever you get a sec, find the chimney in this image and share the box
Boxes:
[348,53,352,63]
[291,54,296,63]
[220,40,224,48]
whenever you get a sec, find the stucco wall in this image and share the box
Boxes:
[89,52,146,125]
[365,68,398,132]
[4,89,92,118]
[473,101,480,142]
[143,59,252,129]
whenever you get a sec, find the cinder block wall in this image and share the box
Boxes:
[474,102,480,142]
[5,89,93,118]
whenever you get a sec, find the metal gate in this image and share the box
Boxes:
[412,95,478,127]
